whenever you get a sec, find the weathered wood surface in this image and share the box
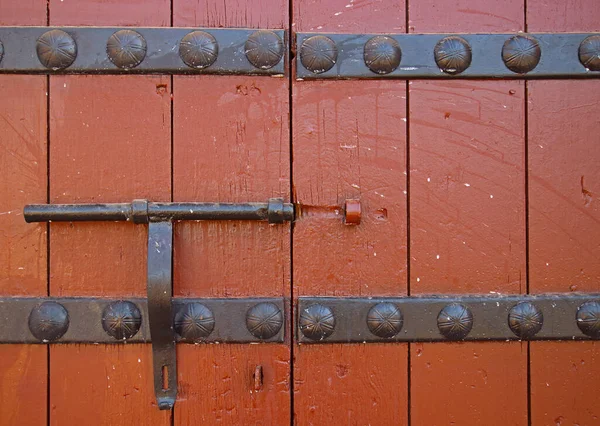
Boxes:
[173,0,291,424]
[528,2,600,423]
[0,3,47,426]
[408,1,528,424]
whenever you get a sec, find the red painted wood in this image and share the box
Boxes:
[292,0,408,418]
[408,2,527,424]
[528,2,600,421]
[0,4,47,426]
[411,342,527,425]
[172,2,291,423]
[48,2,171,424]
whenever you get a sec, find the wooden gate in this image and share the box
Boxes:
[0,0,599,425]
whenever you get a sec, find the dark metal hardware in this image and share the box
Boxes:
[0,297,286,344]
[297,294,600,343]
[24,199,294,224]
[23,198,292,410]
[296,32,600,79]
[0,27,285,75]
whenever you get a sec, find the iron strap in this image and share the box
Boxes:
[0,27,286,75]
[0,297,286,344]
[297,295,600,343]
[295,32,600,79]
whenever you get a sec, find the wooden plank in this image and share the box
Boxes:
[0,3,47,426]
[292,0,408,418]
[528,2,600,422]
[48,2,171,424]
[408,2,527,424]
[172,2,291,424]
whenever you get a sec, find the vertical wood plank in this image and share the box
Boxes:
[409,1,527,424]
[172,3,291,424]
[292,1,408,422]
[48,2,171,424]
[528,0,600,417]
[528,2,600,422]
[0,4,47,426]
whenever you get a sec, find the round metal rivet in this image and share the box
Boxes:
[28,301,69,342]
[245,30,284,70]
[246,302,283,340]
[367,302,403,338]
[179,31,218,69]
[578,35,600,71]
[364,35,401,75]
[508,302,543,339]
[434,36,472,75]
[174,303,215,341]
[576,301,600,338]
[502,35,541,74]
[101,301,142,340]
[299,304,335,341]
[299,35,338,74]
[437,303,473,340]
[106,29,147,70]
[36,29,77,70]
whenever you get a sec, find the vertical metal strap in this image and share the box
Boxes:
[147,221,177,410]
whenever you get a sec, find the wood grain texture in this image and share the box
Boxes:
[172,2,291,423]
[294,345,407,425]
[530,342,600,426]
[411,342,528,425]
[172,77,290,298]
[408,0,522,33]
[528,81,600,294]
[0,4,47,426]
[528,3,600,421]
[48,3,170,424]
[410,81,526,295]
[408,2,527,424]
[293,0,407,421]
[177,345,290,425]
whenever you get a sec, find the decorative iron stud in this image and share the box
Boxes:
[502,35,541,74]
[367,302,403,338]
[246,302,283,339]
[363,35,402,75]
[173,303,215,341]
[299,304,336,341]
[244,30,284,70]
[101,301,142,340]
[576,301,600,338]
[106,29,147,69]
[299,35,338,74]
[437,303,473,339]
[179,31,218,69]
[28,301,69,342]
[579,35,600,71]
[36,29,77,70]
[434,36,472,75]
[508,302,543,339]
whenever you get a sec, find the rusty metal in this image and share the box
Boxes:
[24,198,294,223]
[297,295,600,343]
[147,221,176,410]
[0,27,285,75]
[246,302,283,340]
[0,297,286,343]
[101,301,142,340]
[296,32,600,79]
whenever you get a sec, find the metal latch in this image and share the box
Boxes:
[24,198,294,410]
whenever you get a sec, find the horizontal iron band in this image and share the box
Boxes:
[0,297,286,344]
[296,32,600,79]
[0,27,285,75]
[297,294,600,343]
[23,199,294,224]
